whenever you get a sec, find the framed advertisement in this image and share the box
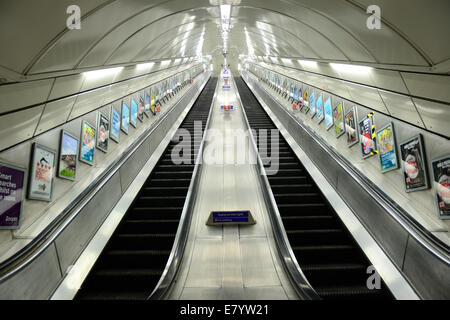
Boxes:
[0,162,26,229]
[358,113,378,159]
[431,155,450,219]
[96,112,109,153]
[28,143,56,201]
[333,101,345,138]
[376,123,399,173]
[138,92,145,122]
[121,100,130,135]
[316,93,324,123]
[58,130,79,181]
[144,89,151,117]
[303,87,310,114]
[399,134,429,192]
[130,97,138,128]
[309,90,316,118]
[110,106,120,143]
[298,87,303,111]
[344,107,359,147]
[324,97,333,130]
[80,120,96,166]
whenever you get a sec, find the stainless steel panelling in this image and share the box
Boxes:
[68,87,109,120]
[0,79,53,114]
[378,90,425,128]
[402,236,450,300]
[412,98,450,137]
[54,171,122,273]
[345,81,389,114]
[0,105,44,151]
[119,142,149,192]
[48,74,85,100]
[35,96,78,135]
[0,243,62,300]
[401,73,450,104]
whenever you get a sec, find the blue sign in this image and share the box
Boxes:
[222,85,231,89]
[212,211,250,223]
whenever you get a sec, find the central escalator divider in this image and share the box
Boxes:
[76,77,218,300]
[235,77,393,301]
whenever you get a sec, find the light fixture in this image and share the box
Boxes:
[136,62,155,70]
[161,60,171,66]
[298,59,318,67]
[83,67,124,78]
[330,62,373,73]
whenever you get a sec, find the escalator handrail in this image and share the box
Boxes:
[233,76,321,300]
[242,71,450,265]
[0,72,212,284]
[148,77,220,299]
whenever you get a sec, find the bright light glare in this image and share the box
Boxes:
[298,60,318,67]
[161,60,171,66]
[220,4,231,20]
[136,62,155,70]
[330,63,372,73]
[83,67,124,78]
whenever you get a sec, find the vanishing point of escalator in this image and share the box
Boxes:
[235,77,393,300]
[76,77,217,300]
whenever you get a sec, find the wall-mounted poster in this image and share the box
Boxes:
[399,134,429,192]
[138,92,145,122]
[110,106,120,143]
[145,90,151,117]
[431,155,450,219]
[324,97,333,130]
[121,101,130,134]
[359,113,377,159]
[298,87,303,110]
[333,101,345,138]
[130,97,138,128]
[344,107,359,147]
[303,87,309,114]
[28,143,56,201]
[376,123,399,173]
[96,112,109,153]
[293,85,299,103]
[80,121,96,166]
[309,90,316,118]
[316,93,324,123]
[58,131,79,181]
[0,162,26,229]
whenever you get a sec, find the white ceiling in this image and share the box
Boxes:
[0,0,449,80]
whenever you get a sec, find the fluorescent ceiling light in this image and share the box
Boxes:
[136,62,155,70]
[298,59,318,67]
[161,60,171,66]
[330,62,372,73]
[220,4,231,20]
[83,67,123,78]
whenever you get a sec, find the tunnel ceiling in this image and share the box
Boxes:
[1,0,449,80]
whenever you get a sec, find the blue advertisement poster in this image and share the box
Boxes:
[377,123,398,173]
[294,86,298,103]
[80,121,96,166]
[121,102,130,134]
[309,91,316,117]
[130,98,138,127]
[324,97,333,130]
[316,94,324,123]
[110,107,121,143]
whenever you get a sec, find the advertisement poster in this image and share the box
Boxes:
[333,102,345,138]
[58,131,79,181]
[324,97,333,130]
[316,94,324,123]
[431,155,450,219]
[80,121,96,166]
[344,107,359,147]
[110,107,120,143]
[121,101,130,134]
[358,114,377,159]
[303,88,309,114]
[294,85,299,103]
[0,162,26,229]
[96,112,109,153]
[28,143,56,201]
[399,135,429,192]
[130,98,138,127]
[138,93,145,122]
[309,90,316,118]
[298,87,303,110]
[376,123,398,173]
[145,90,151,117]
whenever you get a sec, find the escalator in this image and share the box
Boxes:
[76,77,218,300]
[235,77,393,300]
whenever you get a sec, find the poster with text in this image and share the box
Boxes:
[345,107,359,147]
[80,121,96,166]
[358,114,377,159]
[130,98,138,127]
[110,107,121,143]
[324,97,333,130]
[298,87,303,110]
[399,135,429,192]
[309,90,316,118]
[58,131,79,180]
[145,90,151,116]
[316,94,324,123]
[28,143,55,201]
[138,92,145,122]
[431,155,450,219]
[303,88,309,114]
[333,102,345,138]
[376,123,398,173]
[0,163,25,229]
[121,101,130,134]
[96,112,109,153]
